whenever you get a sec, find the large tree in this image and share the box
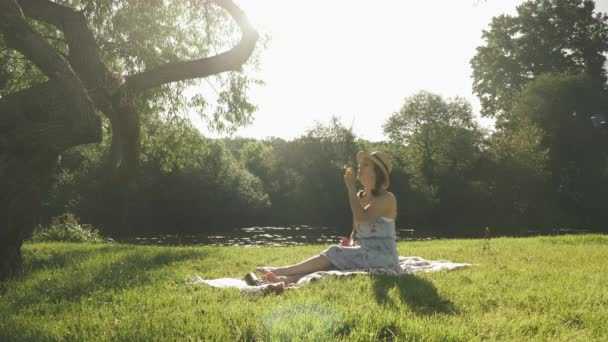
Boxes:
[0,0,259,280]
[471,0,608,119]
[383,91,485,230]
[483,119,551,232]
[471,0,608,229]
[510,73,608,228]
[383,91,480,185]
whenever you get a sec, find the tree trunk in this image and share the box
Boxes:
[0,78,99,282]
[0,150,58,281]
[0,239,22,282]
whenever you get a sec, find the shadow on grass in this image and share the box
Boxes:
[371,274,457,316]
[0,318,58,342]
[8,245,213,311]
[21,244,133,274]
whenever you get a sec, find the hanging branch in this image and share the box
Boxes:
[123,0,259,92]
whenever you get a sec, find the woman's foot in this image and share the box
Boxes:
[264,272,303,285]
[263,271,286,283]
[256,266,280,275]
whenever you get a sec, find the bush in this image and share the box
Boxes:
[31,213,109,243]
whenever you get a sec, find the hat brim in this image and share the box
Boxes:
[357,151,390,189]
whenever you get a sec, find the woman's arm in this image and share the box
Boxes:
[349,220,356,246]
[344,167,395,223]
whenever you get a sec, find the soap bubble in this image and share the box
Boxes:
[590,113,606,128]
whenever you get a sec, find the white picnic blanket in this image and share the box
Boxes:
[186,256,473,296]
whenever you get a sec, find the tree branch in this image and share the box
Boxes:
[17,0,114,95]
[0,80,98,151]
[0,0,100,146]
[123,0,259,92]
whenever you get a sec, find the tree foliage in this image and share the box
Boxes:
[483,120,551,231]
[471,0,608,118]
[509,73,608,226]
[383,92,486,231]
[384,91,481,183]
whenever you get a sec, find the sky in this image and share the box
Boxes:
[194,0,608,142]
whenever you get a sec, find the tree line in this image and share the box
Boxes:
[40,0,608,238]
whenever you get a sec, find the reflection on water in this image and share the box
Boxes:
[118,225,417,247]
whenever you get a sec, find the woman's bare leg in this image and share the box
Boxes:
[258,254,334,276]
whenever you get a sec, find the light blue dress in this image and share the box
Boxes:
[320,217,400,272]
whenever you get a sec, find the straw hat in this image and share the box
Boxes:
[356,151,393,189]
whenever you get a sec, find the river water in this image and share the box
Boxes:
[117,225,419,247]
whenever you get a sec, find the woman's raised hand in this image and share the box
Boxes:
[343,166,356,191]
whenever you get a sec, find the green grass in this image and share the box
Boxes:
[1,235,607,341]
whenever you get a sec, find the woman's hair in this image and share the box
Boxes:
[357,162,386,198]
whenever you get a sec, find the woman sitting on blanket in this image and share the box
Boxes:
[256,151,399,286]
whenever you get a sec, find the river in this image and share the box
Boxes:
[116,225,419,246]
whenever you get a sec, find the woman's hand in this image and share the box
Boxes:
[339,237,350,246]
[343,166,356,191]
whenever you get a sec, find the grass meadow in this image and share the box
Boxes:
[1,234,607,341]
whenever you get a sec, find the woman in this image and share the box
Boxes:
[255,151,399,286]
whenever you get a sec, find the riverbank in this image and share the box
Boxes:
[1,235,607,340]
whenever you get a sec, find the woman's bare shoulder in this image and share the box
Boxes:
[372,191,396,209]
[382,191,397,202]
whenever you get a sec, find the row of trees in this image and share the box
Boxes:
[43,80,607,237]
[40,0,608,238]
